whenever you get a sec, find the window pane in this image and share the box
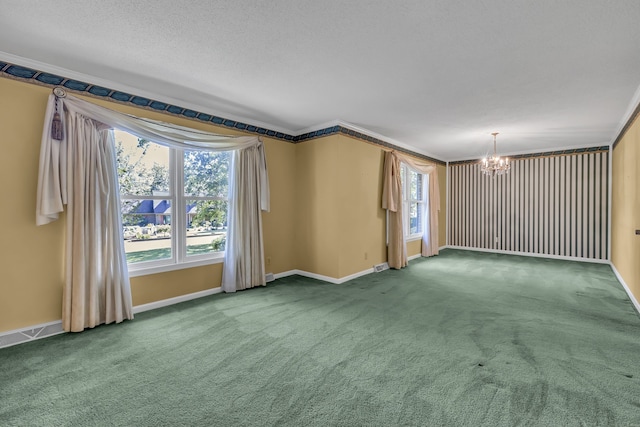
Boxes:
[122,198,172,263]
[115,130,169,196]
[184,151,230,197]
[186,199,228,256]
[409,170,423,201]
[409,202,423,235]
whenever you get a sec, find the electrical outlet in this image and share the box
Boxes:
[364,252,368,260]
[266,257,271,266]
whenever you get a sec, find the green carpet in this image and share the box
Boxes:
[2,249,640,426]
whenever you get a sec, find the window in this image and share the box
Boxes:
[401,164,427,239]
[115,130,229,271]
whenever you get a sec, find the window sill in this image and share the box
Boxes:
[406,235,422,242]
[128,255,224,277]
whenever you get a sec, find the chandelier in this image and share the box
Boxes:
[481,132,510,176]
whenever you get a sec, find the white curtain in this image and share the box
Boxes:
[420,174,431,257]
[222,144,270,292]
[35,98,133,331]
[421,163,440,257]
[37,92,270,330]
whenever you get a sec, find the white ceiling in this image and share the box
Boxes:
[1,0,639,161]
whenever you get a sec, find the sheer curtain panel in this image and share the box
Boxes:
[37,96,133,331]
[421,164,440,257]
[222,144,270,292]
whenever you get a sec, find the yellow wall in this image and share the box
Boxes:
[407,239,422,257]
[294,135,341,278]
[295,134,445,275]
[0,79,65,331]
[132,264,223,306]
[611,113,640,303]
[262,138,297,276]
[0,76,449,333]
[336,136,387,278]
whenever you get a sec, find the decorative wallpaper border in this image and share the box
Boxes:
[0,60,445,164]
[292,125,445,164]
[3,59,600,166]
[0,61,296,141]
[449,145,610,165]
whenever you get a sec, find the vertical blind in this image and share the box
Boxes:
[448,150,609,260]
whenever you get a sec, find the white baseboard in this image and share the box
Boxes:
[444,245,639,314]
[406,245,449,262]
[0,267,369,349]
[281,266,379,285]
[406,245,459,260]
[445,245,611,264]
[609,263,640,315]
[336,267,378,283]
[0,286,224,350]
[133,287,222,314]
[5,253,634,350]
[274,265,386,284]
[274,270,297,280]
[292,270,343,284]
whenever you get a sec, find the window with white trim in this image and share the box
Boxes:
[400,164,426,239]
[115,130,229,270]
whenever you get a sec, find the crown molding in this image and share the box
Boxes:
[294,119,342,136]
[0,50,297,137]
[450,141,611,163]
[294,119,446,163]
[611,82,640,149]
[449,144,610,165]
[335,121,443,161]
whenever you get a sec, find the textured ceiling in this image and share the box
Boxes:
[1,0,639,161]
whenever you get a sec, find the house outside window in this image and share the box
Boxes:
[115,130,229,271]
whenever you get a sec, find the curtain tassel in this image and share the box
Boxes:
[51,111,64,141]
[51,88,66,141]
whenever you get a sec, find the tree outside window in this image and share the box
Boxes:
[115,130,229,266]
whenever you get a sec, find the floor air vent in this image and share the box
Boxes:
[374,263,389,273]
[266,273,275,282]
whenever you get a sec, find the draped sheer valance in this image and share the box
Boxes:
[37,93,268,226]
[382,150,440,269]
[36,91,270,332]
